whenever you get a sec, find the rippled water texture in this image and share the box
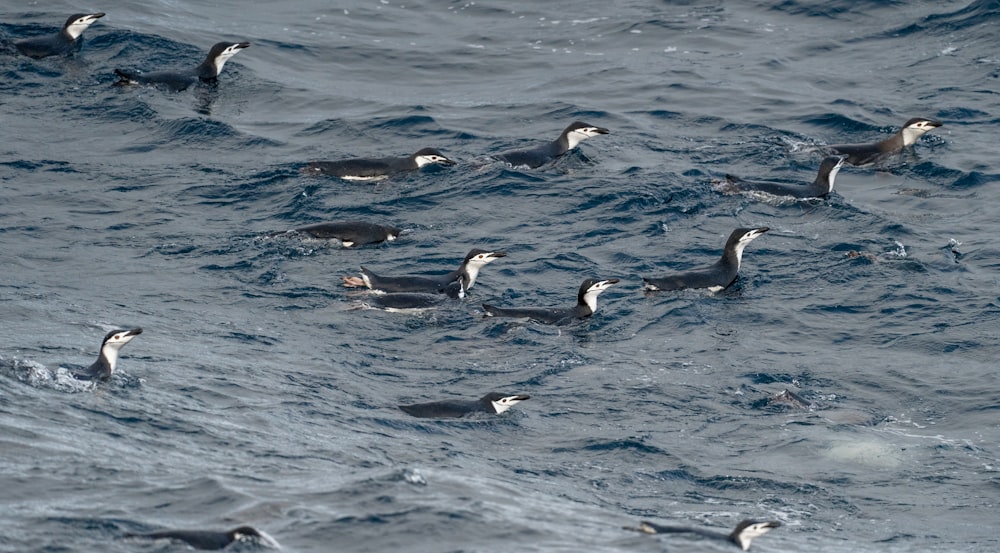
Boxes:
[2,1,999,551]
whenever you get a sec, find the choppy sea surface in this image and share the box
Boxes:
[2,1,999,551]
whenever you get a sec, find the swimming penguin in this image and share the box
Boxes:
[642,227,769,293]
[64,328,143,382]
[715,156,845,199]
[15,12,105,59]
[343,248,507,296]
[113,41,250,91]
[482,278,619,324]
[288,221,402,247]
[399,392,530,418]
[494,121,609,168]
[124,526,279,550]
[625,519,781,551]
[302,148,456,180]
[827,117,942,166]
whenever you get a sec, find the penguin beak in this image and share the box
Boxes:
[604,278,620,285]
[592,127,610,135]
[489,251,507,258]
[440,157,457,166]
[925,119,943,128]
[90,13,106,20]
[126,328,143,337]
[234,42,251,49]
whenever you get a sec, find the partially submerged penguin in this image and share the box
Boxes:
[494,121,609,168]
[643,227,769,293]
[124,526,279,550]
[64,328,143,382]
[343,249,507,296]
[482,278,619,325]
[715,157,845,200]
[399,392,530,418]
[302,148,456,180]
[114,41,250,91]
[625,518,781,551]
[15,12,105,59]
[827,117,942,166]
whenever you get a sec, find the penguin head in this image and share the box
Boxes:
[900,117,942,146]
[411,148,457,167]
[460,249,507,291]
[729,519,781,551]
[463,249,507,268]
[563,121,610,149]
[100,328,143,351]
[207,41,251,75]
[482,392,530,414]
[63,13,105,39]
[97,328,142,373]
[726,227,769,266]
[579,278,619,312]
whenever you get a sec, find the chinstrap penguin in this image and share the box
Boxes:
[827,117,942,166]
[343,248,506,297]
[288,221,402,247]
[482,278,619,324]
[64,328,143,382]
[625,519,781,551]
[643,227,769,292]
[124,526,279,550]
[114,41,250,91]
[715,156,845,199]
[399,392,530,418]
[15,12,105,59]
[302,148,456,180]
[494,121,609,168]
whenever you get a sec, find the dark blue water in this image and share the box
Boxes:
[2,1,999,551]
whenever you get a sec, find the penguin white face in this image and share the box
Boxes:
[490,395,530,414]
[64,13,105,39]
[900,118,942,146]
[565,126,610,149]
[413,153,456,168]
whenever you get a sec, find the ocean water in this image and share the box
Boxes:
[1,0,999,551]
